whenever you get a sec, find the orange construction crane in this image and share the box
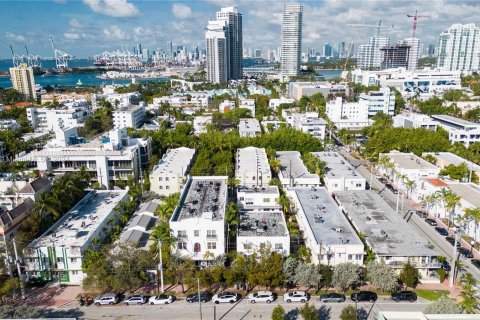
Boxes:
[407,11,430,38]
[343,42,354,71]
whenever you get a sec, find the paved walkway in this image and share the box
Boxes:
[25,284,82,307]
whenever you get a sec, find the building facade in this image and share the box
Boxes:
[236,147,271,187]
[437,23,480,71]
[216,6,243,80]
[112,104,146,129]
[9,64,36,100]
[431,114,480,147]
[206,19,228,83]
[281,3,303,77]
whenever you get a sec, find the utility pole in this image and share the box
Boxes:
[158,240,164,293]
[12,238,25,300]
[3,238,13,278]
[198,278,203,320]
[395,190,400,214]
[450,230,459,288]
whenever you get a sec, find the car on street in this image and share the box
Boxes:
[94,293,120,306]
[446,236,460,247]
[441,260,451,271]
[247,291,275,304]
[435,227,449,236]
[212,292,241,304]
[148,295,175,305]
[425,218,437,226]
[319,293,346,303]
[416,210,427,218]
[471,259,480,269]
[186,292,211,303]
[390,291,417,302]
[283,291,310,303]
[351,291,377,303]
[124,295,147,305]
[458,247,474,258]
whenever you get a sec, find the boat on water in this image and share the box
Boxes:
[76,79,83,86]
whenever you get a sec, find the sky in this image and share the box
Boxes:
[0,0,479,58]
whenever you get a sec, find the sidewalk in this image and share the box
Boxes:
[24,284,83,308]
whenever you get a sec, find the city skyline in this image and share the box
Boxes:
[1,0,480,58]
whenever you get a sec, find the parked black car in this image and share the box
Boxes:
[471,259,480,269]
[186,292,212,303]
[441,260,451,272]
[458,247,474,258]
[446,236,460,247]
[390,291,417,302]
[351,291,377,302]
[425,218,437,226]
[416,210,428,218]
[435,227,449,236]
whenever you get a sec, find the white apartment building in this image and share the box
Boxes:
[218,100,235,113]
[238,118,261,137]
[431,114,480,147]
[326,97,372,129]
[276,151,320,187]
[269,97,295,110]
[288,82,349,100]
[169,176,228,265]
[437,24,480,71]
[284,111,327,140]
[26,102,92,132]
[24,190,128,285]
[405,37,420,71]
[193,115,213,134]
[206,19,228,83]
[149,147,196,197]
[9,63,36,100]
[357,36,390,69]
[335,190,440,281]
[281,3,303,77]
[112,103,146,129]
[379,151,440,202]
[393,112,438,131]
[358,87,395,116]
[153,93,211,108]
[236,147,271,187]
[288,187,364,265]
[16,128,151,189]
[237,186,289,256]
[312,152,366,193]
[239,99,255,116]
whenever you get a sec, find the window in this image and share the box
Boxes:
[165,177,169,181]
[239,197,244,201]
[56,257,64,263]
[207,230,217,238]
[356,255,362,260]
[177,242,187,250]
[166,186,170,189]
[71,271,79,275]
[263,198,270,203]
[356,183,362,187]
[70,258,77,263]
[194,230,200,237]
[194,243,201,253]
[274,243,283,250]
[348,254,353,261]
[177,230,187,238]
[159,186,163,189]
[207,242,216,250]
[159,177,163,181]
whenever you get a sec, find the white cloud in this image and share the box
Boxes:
[83,0,140,18]
[64,32,81,40]
[5,32,26,42]
[103,25,127,40]
[172,3,192,19]
[69,18,82,29]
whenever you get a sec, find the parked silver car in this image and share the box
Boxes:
[94,293,120,306]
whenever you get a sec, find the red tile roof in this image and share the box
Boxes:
[425,178,448,187]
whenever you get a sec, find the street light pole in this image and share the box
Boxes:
[12,238,25,300]
[198,278,203,320]
[158,240,164,293]
[449,230,459,288]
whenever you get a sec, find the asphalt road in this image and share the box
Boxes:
[338,149,480,284]
[61,296,430,320]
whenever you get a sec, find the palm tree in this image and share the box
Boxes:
[227,176,240,196]
[465,208,480,250]
[444,192,462,229]
[269,158,281,174]
[405,179,416,199]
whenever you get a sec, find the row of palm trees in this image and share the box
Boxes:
[377,155,417,198]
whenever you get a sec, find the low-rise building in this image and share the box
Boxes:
[237,185,280,210]
[422,152,480,182]
[24,190,129,285]
[0,120,21,131]
[149,147,196,197]
[193,115,212,134]
[235,147,271,187]
[276,151,320,187]
[269,97,295,110]
[379,151,440,201]
[119,200,161,249]
[312,152,366,192]
[393,112,438,131]
[358,87,395,116]
[112,103,146,129]
[153,92,211,108]
[169,176,228,265]
[288,82,350,100]
[0,198,34,244]
[26,102,92,132]
[239,99,255,116]
[431,114,480,147]
[41,92,92,105]
[288,187,364,265]
[334,190,440,281]
[239,118,261,137]
[284,111,327,140]
[219,100,236,113]
[326,97,372,129]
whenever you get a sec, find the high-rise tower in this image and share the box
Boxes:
[9,63,36,100]
[206,20,228,84]
[281,3,303,77]
[216,6,243,80]
[437,24,480,71]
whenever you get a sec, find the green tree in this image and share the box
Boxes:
[424,295,461,314]
[0,278,20,302]
[271,305,285,320]
[399,262,419,288]
[366,261,398,292]
[318,264,333,289]
[332,262,362,291]
[340,305,357,320]
[299,302,317,320]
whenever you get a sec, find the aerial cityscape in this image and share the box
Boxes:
[1,0,480,319]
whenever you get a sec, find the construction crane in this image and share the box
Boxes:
[347,20,394,37]
[407,11,430,38]
[49,36,72,69]
[9,45,23,67]
[343,42,354,71]
[25,45,41,68]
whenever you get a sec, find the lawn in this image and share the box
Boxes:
[414,289,449,301]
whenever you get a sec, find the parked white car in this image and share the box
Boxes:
[149,295,175,305]
[283,291,310,303]
[212,292,241,304]
[94,293,120,306]
[247,291,275,304]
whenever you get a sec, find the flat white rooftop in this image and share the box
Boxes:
[237,185,279,195]
[28,190,128,248]
[334,190,438,257]
[423,152,480,172]
[276,151,319,180]
[238,210,288,237]
[313,152,363,180]
[383,152,439,170]
[239,118,261,133]
[236,147,270,176]
[431,114,480,129]
[446,183,480,208]
[291,187,363,246]
[150,147,195,176]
